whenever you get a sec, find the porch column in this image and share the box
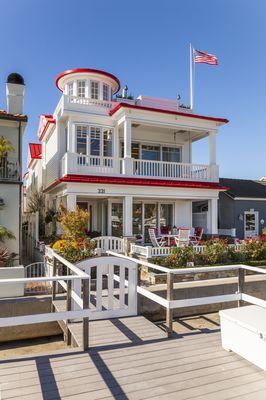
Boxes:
[66,194,76,211]
[107,199,112,236]
[209,130,216,165]
[123,195,133,236]
[123,118,133,175]
[113,126,120,173]
[207,198,218,235]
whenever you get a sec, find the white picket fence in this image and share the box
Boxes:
[130,243,245,258]
[93,236,125,254]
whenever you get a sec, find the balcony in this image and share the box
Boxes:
[0,158,20,181]
[61,153,219,182]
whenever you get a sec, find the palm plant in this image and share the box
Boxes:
[0,246,10,267]
[0,225,15,242]
[0,136,15,178]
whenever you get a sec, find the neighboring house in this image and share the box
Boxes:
[26,67,228,241]
[219,178,266,239]
[0,73,27,258]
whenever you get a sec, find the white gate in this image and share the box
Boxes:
[76,256,137,320]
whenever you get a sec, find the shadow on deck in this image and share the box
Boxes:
[0,314,266,399]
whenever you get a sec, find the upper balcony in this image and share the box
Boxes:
[61,152,219,182]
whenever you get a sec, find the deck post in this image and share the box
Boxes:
[238,268,245,307]
[166,272,174,337]
[82,278,89,351]
[51,257,57,312]
[66,277,72,345]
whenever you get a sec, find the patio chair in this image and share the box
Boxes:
[148,228,166,247]
[190,227,204,245]
[174,228,190,247]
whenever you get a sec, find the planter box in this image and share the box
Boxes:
[0,266,24,298]
[220,305,266,370]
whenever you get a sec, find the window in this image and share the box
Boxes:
[103,129,113,157]
[162,147,181,162]
[68,82,74,96]
[77,80,86,98]
[90,126,101,156]
[142,145,160,161]
[160,204,173,231]
[91,81,99,99]
[103,84,109,101]
[76,125,88,154]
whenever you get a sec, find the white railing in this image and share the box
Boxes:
[65,95,115,109]
[24,262,52,294]
[131,243,244,258]
[61,152,116,176]
[93,236,125,254]
[133,159,215,181]
[107,251,266,336]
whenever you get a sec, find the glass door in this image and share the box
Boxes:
[144,203,157,242]
[244,211,259,239]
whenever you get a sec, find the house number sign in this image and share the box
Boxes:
[98,189,105,194]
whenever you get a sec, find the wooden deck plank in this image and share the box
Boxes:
[0,319,265,400]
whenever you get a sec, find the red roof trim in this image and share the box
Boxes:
[44,174,227,191]
[109,103,229,124]
[39,116,56,141]
[55,68,120,94]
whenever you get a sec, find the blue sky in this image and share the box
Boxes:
[0,0,265,178]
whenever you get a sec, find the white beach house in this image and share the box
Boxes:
[25,68,228,241]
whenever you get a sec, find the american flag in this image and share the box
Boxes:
[194,49,218,65]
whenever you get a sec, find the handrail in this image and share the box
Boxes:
[0,275,89,284]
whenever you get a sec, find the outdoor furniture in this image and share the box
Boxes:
[148,228,166,247]
[174,228,190,247]
[220,305,266,370]
[190,227,203,245]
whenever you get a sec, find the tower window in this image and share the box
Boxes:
[77,80,86,98]
[68,82,74,96]
[103,84,109,101]
[91,81,99,99]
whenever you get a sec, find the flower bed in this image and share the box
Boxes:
[152,238,266,269]
[52,238,96,263]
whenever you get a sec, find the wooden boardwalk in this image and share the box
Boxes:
[0,315,266,399]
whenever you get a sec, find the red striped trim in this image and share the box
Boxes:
[109,103,228,124]
[44,174,228,192]
[55,68,120,94]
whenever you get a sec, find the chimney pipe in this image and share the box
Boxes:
[6,73,25,115]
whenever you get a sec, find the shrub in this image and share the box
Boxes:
[53,238,96,263]
[59,206,89,241]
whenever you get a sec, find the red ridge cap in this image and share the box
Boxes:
[39,117,56,141]
[44,174,228,191]
[55,68,120,94]
[109,103,229,124]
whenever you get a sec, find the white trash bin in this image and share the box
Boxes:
[219,305,266,370]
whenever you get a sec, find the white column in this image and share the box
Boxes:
[113,126,120,173]
[66,194,76,211]
[123,119,133,175]
[123,195,133,237]
[207,198,218,235]
[209,131,217,165]
[107,199,112,235]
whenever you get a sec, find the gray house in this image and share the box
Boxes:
[219,178,266,239]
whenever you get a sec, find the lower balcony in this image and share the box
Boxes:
[61,152,219,182]
[0,158,20,181]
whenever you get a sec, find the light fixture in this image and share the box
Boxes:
[0,198,5,207]
[238,214,244,221]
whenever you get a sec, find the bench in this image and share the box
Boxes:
[219,305,266,370]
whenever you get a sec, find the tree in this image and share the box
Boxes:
[27,189,46,238]
[0,136,15,158]
[59,206,89,241]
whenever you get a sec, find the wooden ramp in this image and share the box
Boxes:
[53,298,166,348]
[0,329,266,399]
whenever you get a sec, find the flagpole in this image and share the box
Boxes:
[189,43,194,110]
